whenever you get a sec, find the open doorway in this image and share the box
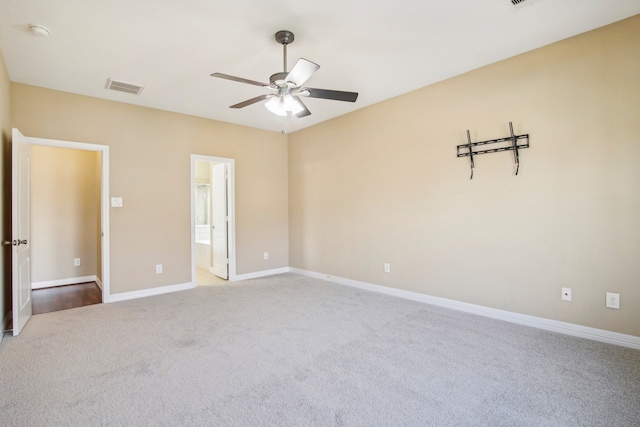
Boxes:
[191,155,236,286]
[10,130,110,335]
[30,145,102,313]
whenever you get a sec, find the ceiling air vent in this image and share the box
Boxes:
[105,78,144,95]
[509,0,537,8]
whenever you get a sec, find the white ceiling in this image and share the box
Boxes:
[1,1,638,134]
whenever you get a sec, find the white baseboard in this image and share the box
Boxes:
[32,275,99,290]
[95,277,103,291]
[233,267,291,281]
[106,282,195,303]
[290,268,640,350]
[105,266,290,304]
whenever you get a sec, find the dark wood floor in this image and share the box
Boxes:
[32,282,102,315]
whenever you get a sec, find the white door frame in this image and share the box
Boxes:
[29,136,111,302]
[190,154,236,282]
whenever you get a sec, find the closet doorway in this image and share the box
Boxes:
[10,130,110,335]
[30,144,105,313]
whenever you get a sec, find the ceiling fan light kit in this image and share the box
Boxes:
[211,30,358,119]
[265,94,304,116]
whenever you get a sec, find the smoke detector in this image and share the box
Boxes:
[30,25,50,37]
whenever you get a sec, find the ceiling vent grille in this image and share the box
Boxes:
[105,78,144,95]
[509,0,537,8]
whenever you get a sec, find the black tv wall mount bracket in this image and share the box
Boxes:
[456,122,529,179]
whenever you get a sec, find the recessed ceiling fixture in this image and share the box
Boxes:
[105,78,144,95]
[30,25,50,37]
[211,30,358,118]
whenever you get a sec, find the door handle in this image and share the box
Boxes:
[8,240,26,246]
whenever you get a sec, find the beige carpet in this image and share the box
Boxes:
[1,273,639,426]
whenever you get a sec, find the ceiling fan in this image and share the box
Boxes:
[211,30,358,118]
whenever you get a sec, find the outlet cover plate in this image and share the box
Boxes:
[606,292,620,309]
[561,287,571,301]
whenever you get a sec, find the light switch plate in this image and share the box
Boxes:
[111,197,123,207]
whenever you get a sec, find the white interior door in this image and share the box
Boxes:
[11,128,32,336]
[211,163,228,279]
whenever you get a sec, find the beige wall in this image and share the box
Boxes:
[31,146,100,283]
[0,49,10,327]
[195,160,211,184]
[10,85,289,294]
[289,16,640,336]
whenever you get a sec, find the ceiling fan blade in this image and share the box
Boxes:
[286,58,320,87]
[303,88,359,102]
[211,73,268,87]
[293,97,311,118]
[230,94,272,109]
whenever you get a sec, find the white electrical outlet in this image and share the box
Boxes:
[561,287,571,301]
[384,263,390,273]
[74,258,81,267]
[606,292,620,309]
[156,264,163,274]
[264,252,269,260]
[111,197,123,207]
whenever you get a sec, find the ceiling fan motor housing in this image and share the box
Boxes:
[269,72,290,87]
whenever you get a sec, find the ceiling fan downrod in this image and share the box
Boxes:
[274,30,295,73]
